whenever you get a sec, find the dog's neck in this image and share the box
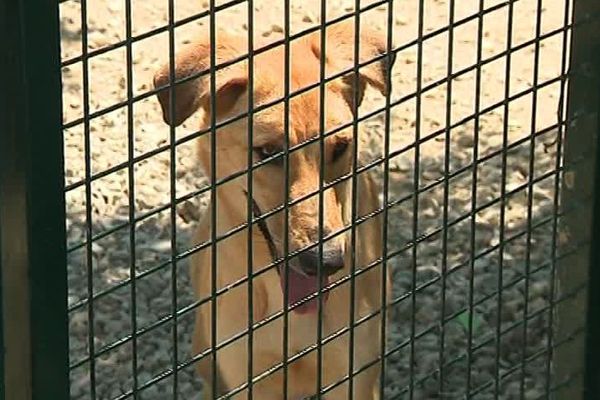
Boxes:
[207,182,268,242]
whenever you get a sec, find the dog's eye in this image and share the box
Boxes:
[332,140,350,162]
[254,145,283,164]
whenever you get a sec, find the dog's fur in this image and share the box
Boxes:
[154,21,395,400]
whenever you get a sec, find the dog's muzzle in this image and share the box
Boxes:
[243,190,342,314]
[242,190,344,277]
[296,242,344,277]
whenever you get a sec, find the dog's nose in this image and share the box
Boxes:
[297,243,345,276]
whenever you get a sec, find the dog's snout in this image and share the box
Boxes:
[298,243,345,276]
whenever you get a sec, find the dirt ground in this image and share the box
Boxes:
[60,0,570,398]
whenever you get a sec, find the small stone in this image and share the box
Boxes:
[149,239,172,252]
[302,12,317,23]
[178,200,201,223]
[107,1,122,13]
[422,204,438,219]
[87,31,110,49]
[390,157,411,172]
[456,132,475,148]
[91,241,104,255]
[530,281,549,298]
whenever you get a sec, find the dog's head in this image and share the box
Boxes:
[154,22,395,282]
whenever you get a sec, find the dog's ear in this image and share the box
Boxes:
[153,33,248,127]
[310,21,396,112]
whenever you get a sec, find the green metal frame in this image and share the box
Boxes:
[559,0,600,399]
[1,0,600,399]
[0,0,69,399]
[580,0,600,396]
[0,213,4,400]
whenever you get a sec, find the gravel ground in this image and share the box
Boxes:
[61,0,569,398]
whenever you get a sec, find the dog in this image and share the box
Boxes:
[153,19,395,400]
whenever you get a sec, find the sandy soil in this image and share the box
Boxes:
[60,0,569,398]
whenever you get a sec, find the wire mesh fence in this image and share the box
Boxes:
[2,0,600,399]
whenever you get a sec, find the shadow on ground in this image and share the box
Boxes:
[67,126,561,399]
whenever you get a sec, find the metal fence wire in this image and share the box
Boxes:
[2,0,600,399]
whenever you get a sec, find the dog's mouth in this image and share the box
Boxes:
[278,264,329,315]
[244,191,330,315]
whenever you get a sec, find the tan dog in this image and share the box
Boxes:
[154,20,395,400]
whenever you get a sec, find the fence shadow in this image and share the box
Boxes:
[66,193,205,399]
[65,123,561,399]
[372,127,560,399]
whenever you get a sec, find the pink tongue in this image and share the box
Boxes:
[279,266,329,314]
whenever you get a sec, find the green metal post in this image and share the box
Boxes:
[0,0,69,399]
[558,1,600,399]
[581,1,600,396]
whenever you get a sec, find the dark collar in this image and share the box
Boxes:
[242,190,279,264]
